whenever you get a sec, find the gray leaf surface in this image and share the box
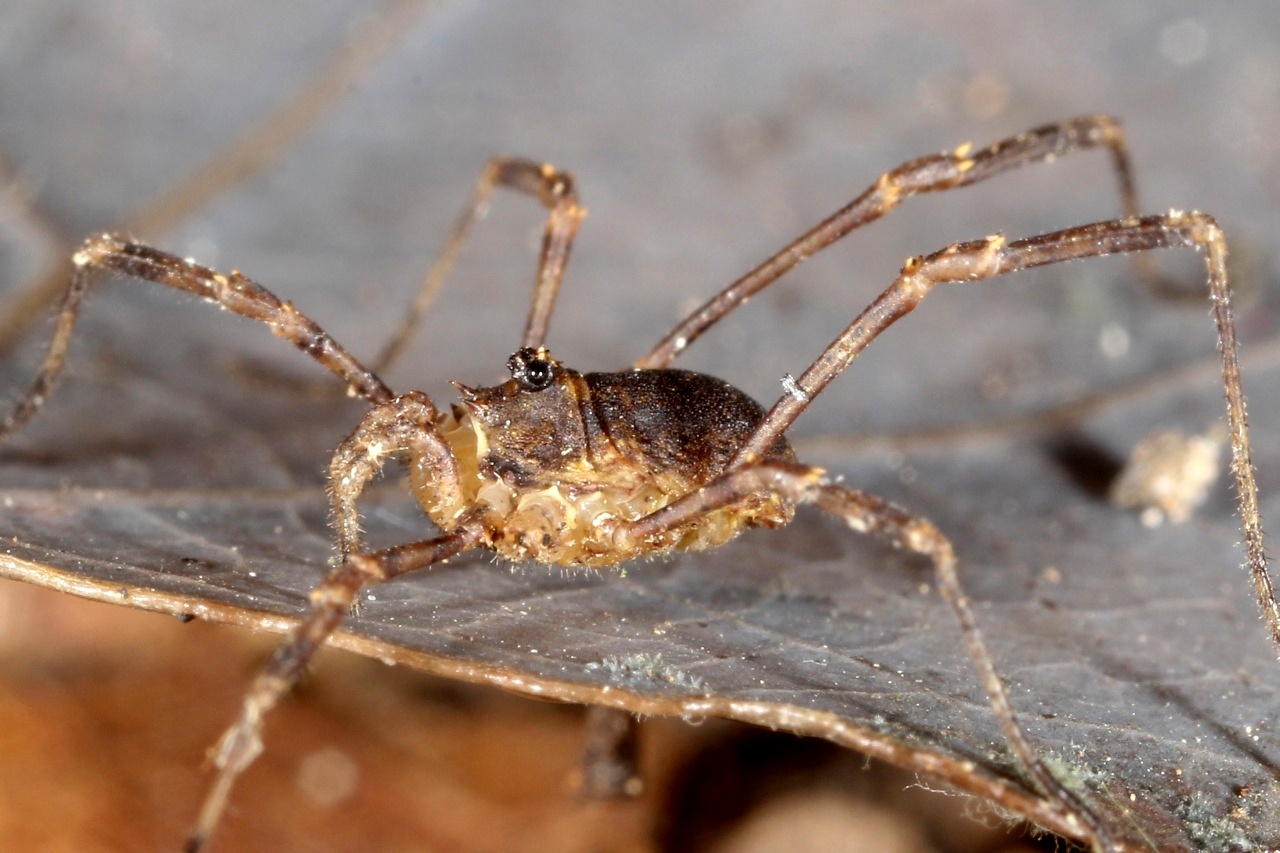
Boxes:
[2,3,1280,850]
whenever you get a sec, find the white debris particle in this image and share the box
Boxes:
[781,373,809,403]
[1110,426,1224,525]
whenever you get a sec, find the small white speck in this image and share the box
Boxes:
[781,374,809,403]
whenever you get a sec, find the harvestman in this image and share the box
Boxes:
[0,116,1272,851]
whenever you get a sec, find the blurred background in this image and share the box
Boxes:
[1,2,1279,850]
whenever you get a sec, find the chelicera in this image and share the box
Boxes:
[0,116,1271,851]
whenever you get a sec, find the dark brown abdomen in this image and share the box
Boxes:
[582,369,793,483]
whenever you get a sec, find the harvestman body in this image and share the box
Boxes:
[0,116,1272,851]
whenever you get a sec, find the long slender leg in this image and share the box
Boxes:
[810,485,1112,848]
[618,213,1266,846]
[729,211,1274,651]
[0,234,395,439]
[611,463,1111,846]
[636,115,1142,369]
[369,157,585,373]
[733,213,1274,831]
[185,531,479,853]
[186,394,479,851]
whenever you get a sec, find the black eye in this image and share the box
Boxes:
[522,359,553,390]
[508,347,555,391]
